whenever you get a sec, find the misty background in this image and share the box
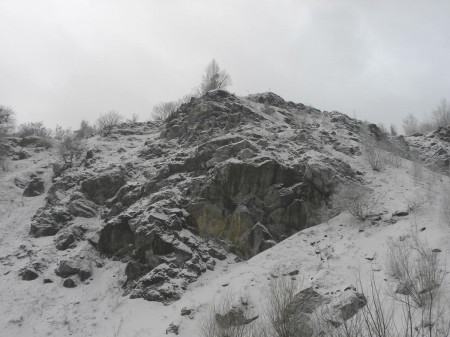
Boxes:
[1,0,450,130]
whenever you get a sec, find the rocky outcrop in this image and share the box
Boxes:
[404,127,450,174]
[54,225,86,250]
[68,198,98,218]
[30,206,73,237]
[81,169,128,205]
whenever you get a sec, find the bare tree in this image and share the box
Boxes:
[403,113,419,135]
[432,98,450,128]
[152,101,180,122]
[0,106,15,136]
[17,121,52,138]
[76,120,96,139]
[199,59,232,94]
[58,133,84,165]
[390,124,398,136]
[97,111,123,136]
[0,106,16,171]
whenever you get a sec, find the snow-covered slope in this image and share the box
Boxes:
[1,92,449,337]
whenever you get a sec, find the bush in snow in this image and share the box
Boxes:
[331,183,376,221]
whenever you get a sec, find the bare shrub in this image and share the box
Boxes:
[17,121,52,138]
[363,139,384,171]
[200,289,259,337]
[97,111,123,136]
[152,101,180,122]
[265,276,298,337]
[410,153,423,182]
[432,98,450,128]
[390,124,398,136]
[386,236,449,337]
[403,192,428,213]
[403,113,419,135]
[58,134,84,165]
[0,106,15,172]
[331,183,376,221]
[54,125,72,141]
[76,120,96,139]
[386,236,445,308]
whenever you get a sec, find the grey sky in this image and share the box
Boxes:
[1,0,450,131]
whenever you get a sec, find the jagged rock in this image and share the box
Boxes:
[323,290,367,327]
[55,259,81,278]
[181,307,193,316]
[68,198,98,218]
[240,223,276,257]
[30,206,73,237]
[208,247,227,261]
[43,278,53,284]
[81,169,127,205]
[215,306,258,328]
[79,269,92,282]
[165,322,179,335]
[287,288,328,315]
[54,225,85,250]
[55,259,91,281]
[20,268,39,281]
[23,177,45,197]
[63,278,77,288]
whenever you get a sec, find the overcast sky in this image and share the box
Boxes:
[1,0,450,131]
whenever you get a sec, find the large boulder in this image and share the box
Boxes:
[81,170,127,205]
[284,287,367,336]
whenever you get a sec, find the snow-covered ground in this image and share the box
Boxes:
[1,137,449,337]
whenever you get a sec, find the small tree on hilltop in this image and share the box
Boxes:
[199,59,232,95]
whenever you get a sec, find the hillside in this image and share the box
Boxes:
[0,91,449,337]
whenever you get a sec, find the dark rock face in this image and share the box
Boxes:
[189,159,327,254]
[68,199,98,218]
[23,177,45,197]
[81,169,127,205]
